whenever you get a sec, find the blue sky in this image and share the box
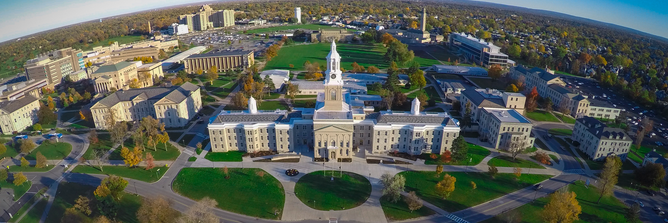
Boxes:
[1,0,668,43]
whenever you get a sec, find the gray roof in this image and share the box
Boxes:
[95,82,199,107]
[483,108,531,123]
[530,67,560,82]
[186,50,253,59]
[214,114,286,123]
[461,89,505,108]
[577,117,631,141]
[0,95,38,113]
[377,113,453,125]
[589,98,614,108]
[93,62,135,74]
[644,151,668,167]
[548,84,579,99]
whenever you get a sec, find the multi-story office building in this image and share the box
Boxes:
[511,66,620,119]
[179,5,234,31]
[168,23,189,35]
[460,88,526,122]
[294,7,302,24]
[572,117,632,161]
[91,62,139,94]
[183,51,254,74]
[448,32,509,67]
[24,47,84,86]
[0,95,40,135]
[90,82,202,129]
[0,79,47,102]
[207,42,461,160]
[477,108,534,150]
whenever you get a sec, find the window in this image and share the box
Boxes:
[330,90,336,100]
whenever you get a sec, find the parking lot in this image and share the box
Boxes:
[177,29,270,55]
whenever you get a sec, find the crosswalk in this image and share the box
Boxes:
[446,214,469,223]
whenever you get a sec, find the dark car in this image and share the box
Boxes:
[534,184,543,190]
[646,189,655,196]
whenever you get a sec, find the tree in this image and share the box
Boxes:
[196,69,203,75]
[13,172,27,186]
[541,189,582,223]
[435,174,456,199]
[106,110,126,144]
[286,82,299,99]
[544,98,554,112]
[594,55,608,66]
[380,173,405,203]
[470,181,477,190]
[461,102,473,130]
[0,144,5,155]
[634,162,666,188]
[263,75,275,92]
[36,152,47,168]
[436,164,443,176]
[351,62,365,73]
[525,87,539,112]
[206,66,219,85]
[558,100,571,117]
[597,156,621,203]
[579,52,592,64]
[488,165,498,178]
[409,70,427,90]
[505,84,519,93]
[384,40,414,65]
[232,93,248,109]
[129,78,141,88]
[121,147,143,167]
[625,203,641,223]
[74,195,92,216]
[508,140,528,160]
[20,139,36,153]
[91,149,108,172]
[513,167,522,179]
[137,196,180,223]
[440,150,452,163]
[367,66,380,73]
[0,169,6,182]
[61,208,86,223]
[145,152,155,170]
[507,44,521,58]
[37,104,57,125]
[84,92,92,101]
[451,135,468,161]
[380,33,396,46]
[404,191,423,213]
[32,123,42,131]
[534,151,551,165]
[636,117,654,150]
[177,197,219,223]
[488,64,503,80]
[20,157,29,167]
[95,175,128,201]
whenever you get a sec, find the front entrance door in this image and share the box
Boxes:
[330,151,336,160]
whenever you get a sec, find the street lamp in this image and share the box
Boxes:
[156,168,161,179]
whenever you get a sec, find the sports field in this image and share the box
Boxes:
[263,43,388,70]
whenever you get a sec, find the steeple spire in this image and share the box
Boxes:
[325,40,342,85]
[411,98,421,115]
[248,96,258,114]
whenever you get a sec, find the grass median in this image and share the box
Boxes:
[72,165,169,183]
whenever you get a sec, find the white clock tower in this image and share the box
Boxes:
[323,41,344,110]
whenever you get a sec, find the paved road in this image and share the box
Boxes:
[532,126,583,171]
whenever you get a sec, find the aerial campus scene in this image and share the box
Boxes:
[0,0,668,222]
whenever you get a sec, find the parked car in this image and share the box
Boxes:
[534,184,543,190]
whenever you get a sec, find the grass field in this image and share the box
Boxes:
[205,151,244,162]
[16,199,47,223]
[0,180,31,201]
[83,134,119,160]
[422,143,491,165]
[401,171,551,212]
[210,82,238,99]
[487,155,546,169]
[72,165,169,183]
[525,110,560,122]
[548,128,573,136]
[245,24,354,34]
[295,171,371,211]
[627,144,666,164]
[1,143,20,159]
[406,86,442,103]
[25,142,72,160]
[555,113,576,124]
[380,195,436,221]
[9,165,55,172]
[258,101,289,110]
[116,138,181,161]
[43,182,142,223]
[482,181,627,223]
[467,77,507,90]
[173,168,285,219]
[293,99,317,108]
[294,95,317,98]
[263,43,388,71]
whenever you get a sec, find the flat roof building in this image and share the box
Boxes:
[184,51,254,74]
[478,108,534,150]
[24,47,84,86]
[460,88,526,123]
[448,32,508,67]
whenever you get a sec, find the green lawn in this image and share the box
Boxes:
[258,101,289,110]
[555,70,582,77]
[83,134,117,160]
[422,143,491,165]
[401,171,551,212]
[173,168,285,219]
[1,143,20,159]
[482,181,626,223]
[525,110,560,122]
[9,165,55,172]
[294,95,317,98]
[25,142,72,160]
[467,77,507,90]
[264,93,282,99]
[293,99,316,108]
[554,113,576,124]
[245,24,354,34]
[210,82,238,99]
[487,155,546,169]
[44,182,142,223]
[548,128,573,136]
[627,144,666,164]
[406,86,442,103]
[263,43,388,71]
[208,76,234,88]
[380,195,436,221]
[0,180,31,201]
[59,111,79,123]
[294,171,371,211]
[17,199,48,223]
[205,151,244,162]
[72,165,168,183]
[188,157,197,161]
[116,138,181,161]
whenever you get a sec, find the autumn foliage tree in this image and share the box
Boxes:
[435,174,456,199]
[94,175,128,201]
[542,188,582,223]
[534,151,551,165]
[525,86,539,112]
[440,150,452,163]
[145,152,155,170]
[121,147,143,167]
[488,64,503,80]
[137,196,180,223]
